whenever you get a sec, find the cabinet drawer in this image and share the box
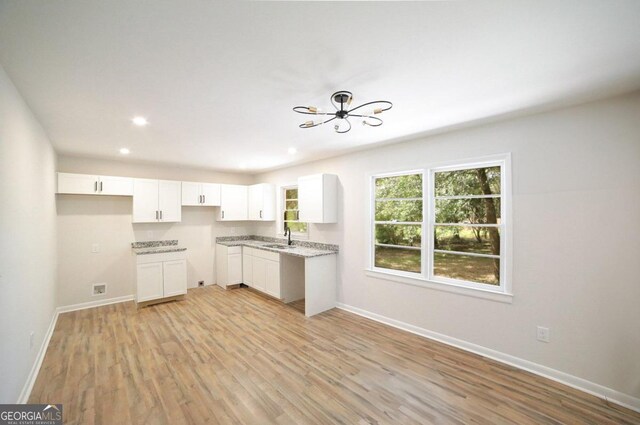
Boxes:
[253,248,279,262]
[227,246,242,255]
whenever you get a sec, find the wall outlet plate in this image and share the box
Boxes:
[92,283,107,296]
[537,326,550,343]
[198,281,204,287]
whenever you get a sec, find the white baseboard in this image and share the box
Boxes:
[56,294,135,314]
[17,310,59,404]
[336,302,640,413]
[17,295,135,403]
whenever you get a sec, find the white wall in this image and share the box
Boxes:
[0,64,58,403]
[56,156,254,307]
[253,91,640,400]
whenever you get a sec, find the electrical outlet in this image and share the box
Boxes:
[92,283,107,296]
[198,281,204,287]
[91,243,100,253]
[537,326,550,343]
[29,331,35,350]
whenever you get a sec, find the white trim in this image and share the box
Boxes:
[366,269,513,303]
[17,310,58,404]
[17,294,136,403]
[336,302,640,413]
[57,294,135,313]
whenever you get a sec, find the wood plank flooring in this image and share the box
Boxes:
[30,286,640,424]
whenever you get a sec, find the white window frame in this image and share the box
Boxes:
[281,184,309,239]
[366,154,513,303]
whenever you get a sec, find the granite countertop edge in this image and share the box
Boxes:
[132,246,188,255]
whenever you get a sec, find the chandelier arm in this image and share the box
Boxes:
[330,91,353,111]
[335,118,352,134]
[347,100,393,115]
[299,116,336,129]
[293,106,335,116]
[349,114,384,126]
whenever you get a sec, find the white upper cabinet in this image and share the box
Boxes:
[217,184,248,221]
[133,179,182,223]
[298,173,338,223]
[181,182,221,206]
[248,183,276,221]
[57,172,133,196]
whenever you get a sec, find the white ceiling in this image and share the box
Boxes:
[1,1,640,173]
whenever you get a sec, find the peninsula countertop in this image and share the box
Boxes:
[131,240,187,255]
[216,237,338,258]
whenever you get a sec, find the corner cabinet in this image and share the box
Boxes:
[298,173,338,223]
[133,179,182,223]
[57,173,133,196]
[248,183,276,221]
[182,182,221,206]
[217,185,248,221]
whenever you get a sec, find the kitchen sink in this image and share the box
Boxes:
[264,244,295,249]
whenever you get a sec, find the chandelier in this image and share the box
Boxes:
[293,90,392,134]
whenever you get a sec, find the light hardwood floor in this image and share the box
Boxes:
[30,286,640,424]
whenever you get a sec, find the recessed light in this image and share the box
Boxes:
[288,147,297,155]
[119,148,130,155]
[132,116,148,126]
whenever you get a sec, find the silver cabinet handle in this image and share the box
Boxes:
[222,210,224,219]
[203,195,205,204]
[260,210,263,219]
[94,181,98,192]
[155,210,158,220]
[200,195,203,204]
[160,210,163,220]
[99,181,103,192]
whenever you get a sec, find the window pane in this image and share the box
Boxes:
[375,246,421,273]
[286,200,298,210]
[435,166,500,197]
[435,198,501,224]
[285,188,298,200]
[375,174,422,199]
[434,225,500,255]
[284,210,299,221]
[375,200,423,222]
[434,252,499,285]
[285,222,307,233]
[375,224,421,247]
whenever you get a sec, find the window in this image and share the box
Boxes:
[283,187,308,236]
[370,155,510,295]
[373,172,423,274]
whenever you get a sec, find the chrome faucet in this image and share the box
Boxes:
[284,226,292,246]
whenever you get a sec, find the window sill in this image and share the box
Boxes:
[364,269,513,304]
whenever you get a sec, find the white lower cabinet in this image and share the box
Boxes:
[136,252,187,304]
[216,244,243,288]
[242,247,281,298]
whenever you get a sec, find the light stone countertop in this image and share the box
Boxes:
[216,239,338,258]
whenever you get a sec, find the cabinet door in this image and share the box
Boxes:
[163,259,187,297]
[99,175,133,196]
[248,184,263,220]
[228,253,243,284]
[298,175,323,223]
[252,257,266,292]
[57,173,98,194]
[201,183,221,206]
[242,253,253,286]
[133,179,159,223]
[219,185,248,221]
[137,262,164,302]
[265,259,281,298]
[181,182,202,206]
[159,180,182,222]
